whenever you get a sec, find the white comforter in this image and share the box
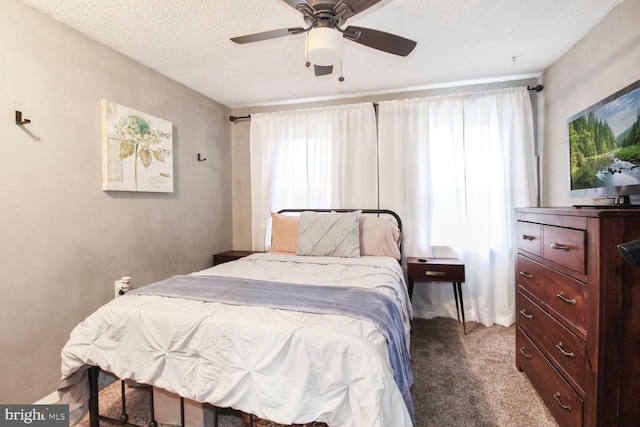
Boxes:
[59,253,413,427]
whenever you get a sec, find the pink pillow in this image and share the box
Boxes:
[269,212,299,253]
[359,216,402,260]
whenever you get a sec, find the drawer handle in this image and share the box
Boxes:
[519,309,532,319]
[553,393,572,412]
[521,234,535,241]
[555,342,575,359]
[519,346,532,359]
[425,271,447,277]
[519,271,533,279]
[550,243,570,250]
[556,292,576,305]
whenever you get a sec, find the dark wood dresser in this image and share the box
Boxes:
[515,207,640,427]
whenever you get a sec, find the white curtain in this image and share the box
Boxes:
[250,103,378,251]
[378,87,537,327]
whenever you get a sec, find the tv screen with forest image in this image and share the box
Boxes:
[568,78,640,201]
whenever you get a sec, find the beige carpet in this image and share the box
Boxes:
[76,317,557,427]
[410,317,557,427]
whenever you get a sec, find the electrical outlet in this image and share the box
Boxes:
[114,276,131,298]
[114,280,122,298]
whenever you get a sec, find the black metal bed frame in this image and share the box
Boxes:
[88,366,224,427]
[87,209,404,427]
[277,208,402,229]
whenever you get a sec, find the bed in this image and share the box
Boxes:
[58,209,414,427]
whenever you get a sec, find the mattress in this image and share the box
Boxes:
[58,253,414,427]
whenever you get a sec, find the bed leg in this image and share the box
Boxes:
[88,366,99,427]
[118,380,129,424]
[147,385,157,427]
[212,407,219,427]
[179,396,185,427]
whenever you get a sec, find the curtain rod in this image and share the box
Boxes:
[229,114,251,122]
[230,102,379,123]
[231,87,538,123]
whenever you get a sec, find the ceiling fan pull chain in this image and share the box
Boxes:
[339,61,345,82]
[305,33,311,68]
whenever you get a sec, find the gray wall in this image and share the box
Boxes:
[0,0,232,403]
[542,0,640,207]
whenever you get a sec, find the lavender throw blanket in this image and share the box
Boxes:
[129,274,414,421]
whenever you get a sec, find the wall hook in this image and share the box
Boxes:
[197,153,206,161]
[15,111,31,125]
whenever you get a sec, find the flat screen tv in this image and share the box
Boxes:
[568,78,640,207]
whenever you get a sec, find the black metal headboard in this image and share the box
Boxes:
[276,208,405,263]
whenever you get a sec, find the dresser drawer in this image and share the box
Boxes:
[517,221,543,256]
[517,255,587,338]
[517,291,586,396]
[517,328,584,427]
[542,225,586,274]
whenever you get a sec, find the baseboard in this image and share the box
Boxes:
[33,390,58,404]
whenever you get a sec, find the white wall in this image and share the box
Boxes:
[0,0,232,403]
[542,0,640,207]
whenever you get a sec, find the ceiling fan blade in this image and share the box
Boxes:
[230,27,305,44]
[314,64,333,76]
[338,0,384,18]
[343,25,417,56]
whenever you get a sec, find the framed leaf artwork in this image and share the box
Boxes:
[101,100,174,192]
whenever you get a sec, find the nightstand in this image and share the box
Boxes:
[407,257,467,334]
[212,250,263,266]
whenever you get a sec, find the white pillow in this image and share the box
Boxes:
[296,210,361,257]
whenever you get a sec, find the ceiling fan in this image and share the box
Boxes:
[230,0,417,78]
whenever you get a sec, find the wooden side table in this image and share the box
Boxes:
[213,250,263,266]
[407,257,467,334]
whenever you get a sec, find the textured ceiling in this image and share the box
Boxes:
[19,0,623,109]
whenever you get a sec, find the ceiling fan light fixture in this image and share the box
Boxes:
[307,27,343,66]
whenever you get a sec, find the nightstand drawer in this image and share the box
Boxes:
[407,258,465,282]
